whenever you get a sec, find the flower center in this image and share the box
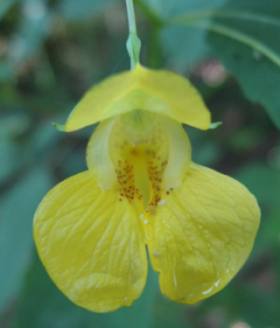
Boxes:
[115,145,168,211]
[87,110,191,213]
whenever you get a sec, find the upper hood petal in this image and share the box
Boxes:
[62,65,211,131]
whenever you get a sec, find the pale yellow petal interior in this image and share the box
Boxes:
[63,65,211,131]
[148,163,260,303]
[86,111,191,213]
[33,171,147,312]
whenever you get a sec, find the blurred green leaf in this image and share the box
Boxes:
[236,163,280,209]
[30,121,61,154]
[0,114,30,139]
[0,167,51,313]
[203,282,280,328]
[0,63,13,82]
[58,0,116,21]
[0,140,19,183]
[193,142,221,165]
[256,210,280,252]
[140,0,227,19]
[152,0,280,127]
[229,128,262,151]
[0,0,16,20]
[9,0,51,65]
[235,163,280,256]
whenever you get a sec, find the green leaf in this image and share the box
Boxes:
[235,163,280,254]
[9,0,51,65]
[58,0,116,21]
[236,163,280,209]
[0,0,16,20]
[154,0,280,128]
[204,282,280,328]
[140,0,227,19]
[0,167,51,313]
[0,63,13,82]
[0,140,19,183]
[0,114,30,139]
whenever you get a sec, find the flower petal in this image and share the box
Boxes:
[33,171,147,312]
[63,65,210,131]
[148,163,260,304]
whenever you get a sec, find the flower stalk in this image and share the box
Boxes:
[125,0,141,69]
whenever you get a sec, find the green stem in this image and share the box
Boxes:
[125,0,141,69]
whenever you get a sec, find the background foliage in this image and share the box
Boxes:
[0,0,280,327]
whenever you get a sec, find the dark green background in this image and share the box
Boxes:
[0,0,280,327]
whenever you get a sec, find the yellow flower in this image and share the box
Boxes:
[33,65,260,313]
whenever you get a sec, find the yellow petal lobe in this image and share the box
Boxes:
[148,163,260,304]
[64,65,210,131]
[33,171,147,312]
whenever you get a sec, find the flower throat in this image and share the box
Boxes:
[87,110,191,212]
